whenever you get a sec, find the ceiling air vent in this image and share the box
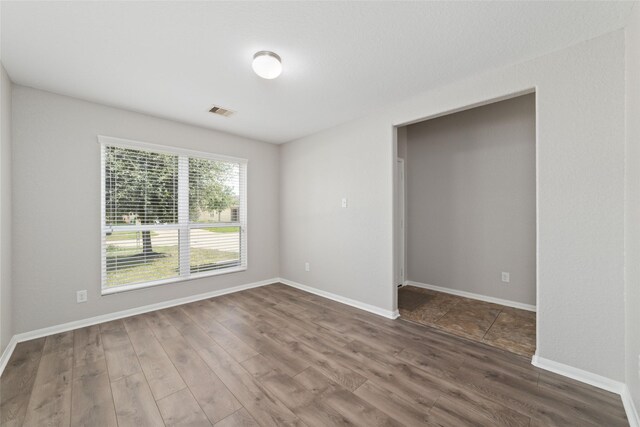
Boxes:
[209,105,235,117]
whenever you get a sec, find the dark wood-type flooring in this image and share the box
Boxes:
[0,283,629,426]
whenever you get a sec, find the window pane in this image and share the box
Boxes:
[105,229,179,287]
[105,146,178,226]
[190,227,240,273]
[189,158,240,223]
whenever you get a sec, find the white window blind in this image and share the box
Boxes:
[100,136,247,294]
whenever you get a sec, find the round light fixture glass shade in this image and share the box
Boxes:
[252,51,282,79]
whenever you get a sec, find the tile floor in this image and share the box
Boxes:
[398,285,536,357]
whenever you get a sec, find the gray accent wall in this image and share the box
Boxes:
[405,94,536,306]
[0,64,12,353]
[11,86,280,334]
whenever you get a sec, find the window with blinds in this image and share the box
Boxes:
[100,136,247,294]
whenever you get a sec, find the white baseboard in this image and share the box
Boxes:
[532,354,638,427]
[0,335,18,376]
[278,278,400,319]
[531,354,624,394]
[622,385,640,427]
[405,280,536,312]
[0,277,278,377]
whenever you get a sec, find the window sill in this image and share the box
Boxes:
[101,265,248,295]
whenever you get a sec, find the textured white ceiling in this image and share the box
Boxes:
[1,1,635,143]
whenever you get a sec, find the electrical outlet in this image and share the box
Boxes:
[341,197,348,208]
[76,290,88,303]
[305,262,310,272]
[501,272,510,283]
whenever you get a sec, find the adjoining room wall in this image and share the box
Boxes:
[405,94,536,306]
[11,86,280,334]
[280,30,625,381]
[625,2,640,415]
[0,64,12,353]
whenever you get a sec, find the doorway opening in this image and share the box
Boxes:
[394,92,537,357]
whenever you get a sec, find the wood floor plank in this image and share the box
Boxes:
[73,325,108,381]
[537,370,627,412]
[71,326,117,427]
[141,311,182,341]
[216,315,310,377]
[294,366,403,427]
[219,317,308,377]
[380,343,531,427]
[264,288,403,356]
[157,388,212,427]
[250,287,307,315]
[294,326,440,412]
[428,395,512,427]
[395,343,465,380]
[71,373,118,427]
[124,322,186,400]
[121,314,149,333]
[0,338,46,427]
[200,298,243,323]
[353,380,434,426]
[23,332,74,426]
[267,291,531,427]
[215,408,259,427]
[222,300,366,391]
[180,303,258,362]
[159,335,242,424]
[242,354,353,426]
[42,331,74,355]
[455,365,624,426]
[110,372,164,427]
[100,320,141,382]
[161,308,304,427]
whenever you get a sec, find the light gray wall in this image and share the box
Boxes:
[280,117,394,311]
[396,127,407,160]
[0,64,12,352]
[405,94,535,306]
[11,86,280,334]
[625,3,640,415]
[280,30,625,381]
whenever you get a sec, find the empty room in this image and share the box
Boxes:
[0,1,639,426]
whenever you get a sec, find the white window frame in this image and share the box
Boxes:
[99,135,248,295]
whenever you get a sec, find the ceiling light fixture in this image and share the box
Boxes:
[252,51,282,79]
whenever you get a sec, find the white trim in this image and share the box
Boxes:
[396,158,406,286]
[0,277,276,375]
[621,385,640,427]
[405,280,536,312]
[531,354,625,394]
[101,266,248,295]
[178,156,190,278]
[531,354,638,426]
[98,135,248,164]
[0,336,18,376]
[279,277,400,319]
